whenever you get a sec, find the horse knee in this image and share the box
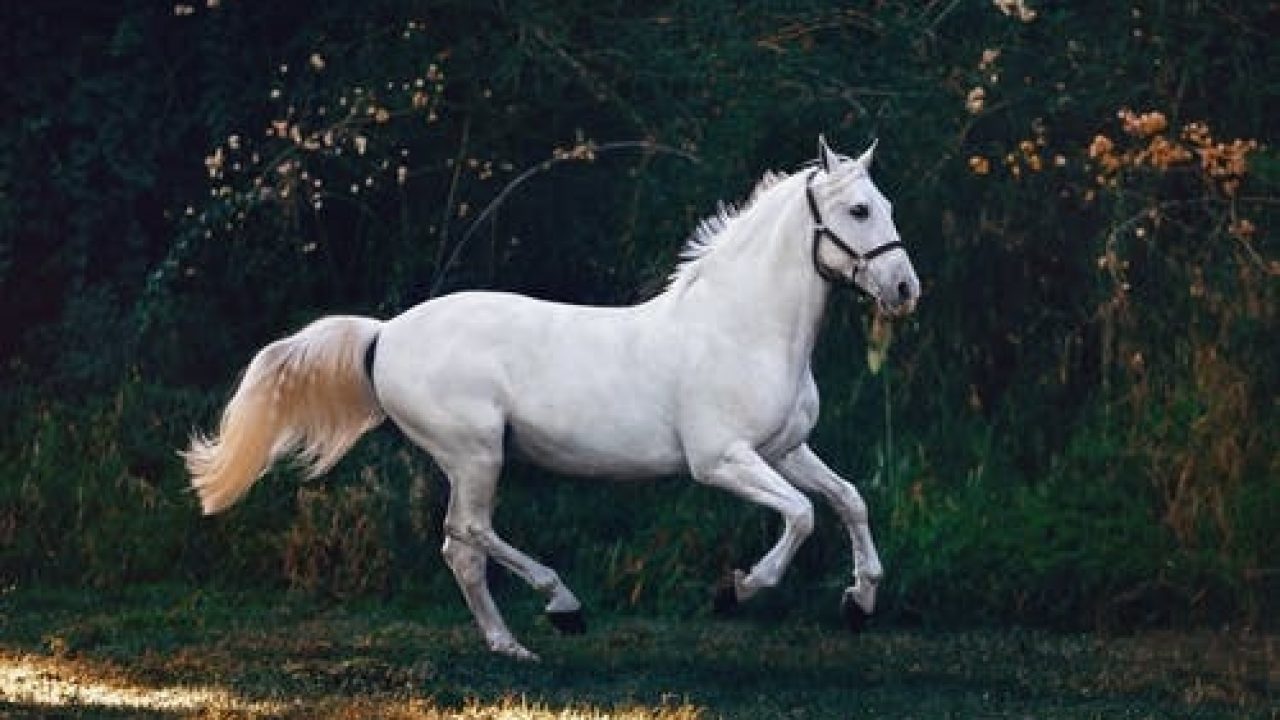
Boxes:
[791,499,816,539]
[442,538,485,585]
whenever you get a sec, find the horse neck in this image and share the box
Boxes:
[677,175,831,362]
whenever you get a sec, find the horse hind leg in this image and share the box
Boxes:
[434,443,583,659]
[440,458,586,632]
[440,535,536,661]
[430,449,532,660]
[464,527,585,634]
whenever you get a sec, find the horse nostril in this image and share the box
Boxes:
[896,281,912,303]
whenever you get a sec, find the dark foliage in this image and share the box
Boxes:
[1,0,1276,629]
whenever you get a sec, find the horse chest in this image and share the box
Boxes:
[678,345,818,462]
[756,372,819,460]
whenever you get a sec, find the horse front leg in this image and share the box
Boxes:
[775,443,883,631]
[693,441,815,605]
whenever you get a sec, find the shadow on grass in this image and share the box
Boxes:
[1,584,1275,718]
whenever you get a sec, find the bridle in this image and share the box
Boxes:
[805,169,904,285]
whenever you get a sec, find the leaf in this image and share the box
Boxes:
[867,312,893,375]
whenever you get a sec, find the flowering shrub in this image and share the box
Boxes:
[2,0,1275,626]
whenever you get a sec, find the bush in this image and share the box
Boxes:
[1,0,1275,628]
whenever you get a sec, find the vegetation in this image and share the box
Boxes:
[1,0,1277,638]
[2,584,1277,717]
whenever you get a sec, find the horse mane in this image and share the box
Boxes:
[667,169,792,289]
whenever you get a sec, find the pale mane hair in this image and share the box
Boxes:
[667,169,792,289]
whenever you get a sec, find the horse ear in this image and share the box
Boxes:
[817,134,840,173]
[854,139,879,169]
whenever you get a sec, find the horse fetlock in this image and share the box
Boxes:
[736,567,774,601]
[845,578,877,614]
[530,568,562,595]
[861,556,884,584]
[487,634,539,662]
[840,587,872,633]
[714,568,758,606]
[544,586,581,614]
[853,545,883,582]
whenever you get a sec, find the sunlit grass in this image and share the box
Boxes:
[0,651,704,719]
[0,651,280,715]
[1,585,1274,718]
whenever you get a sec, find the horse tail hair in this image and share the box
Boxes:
[182,315,385,515]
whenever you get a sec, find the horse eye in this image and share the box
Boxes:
[849,203,870,220]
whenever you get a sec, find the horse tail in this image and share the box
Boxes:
[182,315,385,515]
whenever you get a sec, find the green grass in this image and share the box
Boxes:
[1,584,1275,718]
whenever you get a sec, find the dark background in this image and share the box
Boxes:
[1,0,1277,630]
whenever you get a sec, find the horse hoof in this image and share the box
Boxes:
[713,575,739,615]
[546,608,586,635]
[491,639,540,662]
[841,590,869,634]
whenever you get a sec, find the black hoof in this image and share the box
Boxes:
[841,592,869,634]
[547,609,586,635]
[713,575,739,615]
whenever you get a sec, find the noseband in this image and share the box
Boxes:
[805,170,904,285]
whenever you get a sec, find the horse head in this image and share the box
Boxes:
[808,136,920,316]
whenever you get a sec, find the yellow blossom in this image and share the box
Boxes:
[993,0,1037,22]
[966,87,986,114]
[1228,218,1256,240]
[204,147,224,178]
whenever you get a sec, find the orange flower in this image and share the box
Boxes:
[1088,134,1114,159]
[1228,218,1256,240]
[1118,108,1167,138]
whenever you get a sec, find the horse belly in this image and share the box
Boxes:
[379,291,685,478]
[507,383,686,479]
[485,302,683,478]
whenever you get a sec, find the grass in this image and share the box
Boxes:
[0,584,1276,718]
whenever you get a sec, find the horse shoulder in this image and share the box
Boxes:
[675,345,816,471]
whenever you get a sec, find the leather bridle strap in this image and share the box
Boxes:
[805,170,903,284]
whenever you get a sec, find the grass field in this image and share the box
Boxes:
[1,584,1276,718]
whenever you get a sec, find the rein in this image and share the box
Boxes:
[805,170,904,285]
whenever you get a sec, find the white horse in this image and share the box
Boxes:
[184,136,920,660]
